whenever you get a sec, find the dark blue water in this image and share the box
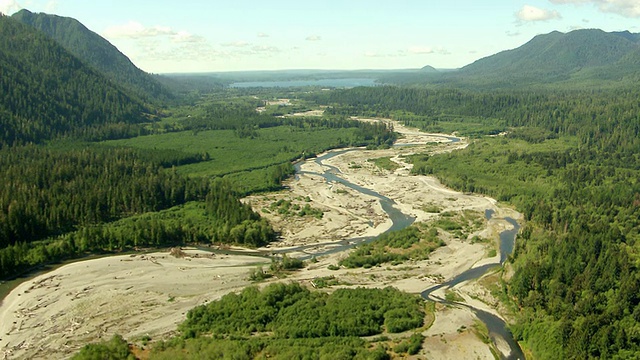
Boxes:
[500,218,519,263]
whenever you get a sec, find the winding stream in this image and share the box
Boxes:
[269,149,415,258]
[0,130,525,359]
[288,137,524,360]
[420,210,523,360]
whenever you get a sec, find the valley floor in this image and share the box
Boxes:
[0,121,522,359]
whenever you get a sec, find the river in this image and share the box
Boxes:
[0,129,524,359]
[290,140,524,359]
[420,209,524,360]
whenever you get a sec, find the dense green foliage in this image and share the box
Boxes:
[12,9,173,102]
[145,283,424,359]
[152,336,378,360]
[180,283,424,338]
[0,144,276,278]
[368,156,400,172]
[0,82,397,280]
[0,145,206,246]
[311,85,640,150]
[106,123,394,193]
[71,334,136,360]
[176,97,398,149]
[269,254,305,272]
[415,137,640,358]
[0,15,148,147]
[340,225,444,268]
[393,333,425,355]
[267,198,324,219]
[399,93,640,357]
[308,84,640,357]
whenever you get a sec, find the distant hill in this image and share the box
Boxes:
[12,9,173,102]
[420,65,438,73]
[386,29,640,88]
[0,14,148,147]
[455,29,640,86]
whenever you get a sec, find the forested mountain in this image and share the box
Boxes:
[458,29,640,85]
[11,9,173,102]
[383,29,640,88]
[0,14,148,147]
[464,29,636,74]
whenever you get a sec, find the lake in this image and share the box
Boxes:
[229,78,378,88]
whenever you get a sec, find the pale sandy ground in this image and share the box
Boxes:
[0,252,268,359]
[0,119,521,359]
[423,304,495,360]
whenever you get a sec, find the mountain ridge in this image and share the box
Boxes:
[462,29,639,77]
[12,9,173,102]
[0,14,148,147]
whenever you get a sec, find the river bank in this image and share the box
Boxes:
[0,120,522,359]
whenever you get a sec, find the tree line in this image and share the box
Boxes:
[309,86,639,153]
[385,87,640,358]
[0,144,273,278]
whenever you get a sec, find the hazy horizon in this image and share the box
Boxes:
[1,0,639,74]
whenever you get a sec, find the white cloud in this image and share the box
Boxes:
[516,5,562,21]
[44,0,58,13]
[250,45,280,53]
[0,0,56,15]
[305,35,322,41]
[550,0,640,18]
[408,46,435,54]
[100,21,217,72]
[103,21,177,39]
[216,43,281,58]
[221,41,249,47]
[257,32,269,38]
[171,31,204,43]
[0,0,22,15]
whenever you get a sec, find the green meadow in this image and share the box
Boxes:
[104,126,358,177]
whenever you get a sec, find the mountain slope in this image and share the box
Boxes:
[12,9,172,102]
[0,14,148,147]
[461,29,639,81]
[405,29,640,88]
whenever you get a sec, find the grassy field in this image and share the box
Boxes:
[104,126,358,177]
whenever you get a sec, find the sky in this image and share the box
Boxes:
[1,0,639,73]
